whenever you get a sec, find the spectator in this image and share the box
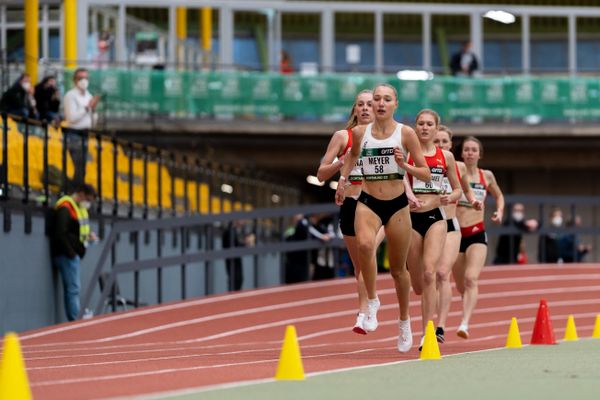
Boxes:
[222,220,255,291]
[311,214,336,280]
[49,183,97,321]
[95,30,114,68]
[538,207,563,263]
[63,68,101,188]
[560,215,592,263]
[494,203,538,264]
[450,41,479,77]
[284,214,330,283]
[34,75,61,124]
[280,50,294,74]
[0,73,38,118]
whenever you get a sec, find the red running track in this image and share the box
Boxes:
[6,263,600,400]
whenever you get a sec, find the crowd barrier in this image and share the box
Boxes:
[0,113,299,232]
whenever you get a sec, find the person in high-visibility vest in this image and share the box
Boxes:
[50,183,97,321]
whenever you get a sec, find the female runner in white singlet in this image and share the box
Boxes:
[433,126,480,343]
[317,90,379,334]
[453,136,504,339]
[335,83,431,352]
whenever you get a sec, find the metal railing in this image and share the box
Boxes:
[0,113,300,234]
[80,203,345,318]
[80,194,600,318]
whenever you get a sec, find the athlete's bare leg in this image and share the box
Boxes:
[383,206,413,320]
[437,231,461,329]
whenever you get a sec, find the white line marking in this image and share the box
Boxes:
[21,277,600,347]
[24,303,600,370]
[21,264,599,341]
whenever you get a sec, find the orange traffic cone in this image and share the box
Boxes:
[530,299,556,345]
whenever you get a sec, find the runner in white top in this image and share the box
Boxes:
[317,90,383,334]
[433,125,480,343]
[453,136,504,339]
[335,83,431,352]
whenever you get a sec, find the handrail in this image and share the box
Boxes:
[80,202,342,317]
[0,113,300,233]
[79,195,600,318]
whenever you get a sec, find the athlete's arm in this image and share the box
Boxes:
[399,126,431,183]
[485,169,505,223]
[335,125,365,205]
[441,150,462,205]
[458,161,482,210]
[317,130,346,182]
[404,177,422,210]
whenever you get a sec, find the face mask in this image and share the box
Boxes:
[512,212,524,222]
[22,81,31,91]
[77,78,89,91]
[79,200,91,210]
[551,216,563,227]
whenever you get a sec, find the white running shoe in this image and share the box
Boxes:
[418,336,425,352]
[397,318,413,353]
[352,313,367,335]
[457,322,469,339]
[363,298,380,332]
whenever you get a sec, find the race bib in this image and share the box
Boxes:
[361,147,403,180]
[413,167,444,194]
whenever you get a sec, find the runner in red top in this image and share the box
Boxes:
[454,136,505,339]
[406,110,462,350]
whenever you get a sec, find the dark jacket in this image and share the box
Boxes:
[50,205,86,259]
[450,51,479,76]
[0,82,36,117]
[34,83,60,120]
[494,218,528,264]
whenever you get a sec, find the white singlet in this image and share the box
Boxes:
[360,122,406,181]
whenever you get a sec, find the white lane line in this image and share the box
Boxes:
[297,297,600,340]
[21,264,599,341]
[28,318,598,386]
[19,282,600,351]
[29,347,392,387]
[136,333,600,400]
[24,300,600,369]
[20,278,358,341]
[20,275,600,348]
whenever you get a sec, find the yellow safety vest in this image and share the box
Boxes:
[56,195,90,245]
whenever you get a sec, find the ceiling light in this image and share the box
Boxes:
[484,10,516,24]
[396,70,434,81]
[221,184,233,194]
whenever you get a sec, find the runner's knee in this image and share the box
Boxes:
[423,270,436,286]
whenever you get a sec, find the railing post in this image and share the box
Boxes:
[182,155,189,215]
[134,229,140,307]
[143,145,148,219]
[112,134,118,217]
[128,141,134,218]
[23,118,31,234]
[180,226,187,299]
[1,113,10,232]
[42,121,49,207]
[61,126,67,195]
[96,132,104,239]
[157,150,163,303]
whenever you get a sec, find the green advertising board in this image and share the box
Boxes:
[78,69,600,122]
